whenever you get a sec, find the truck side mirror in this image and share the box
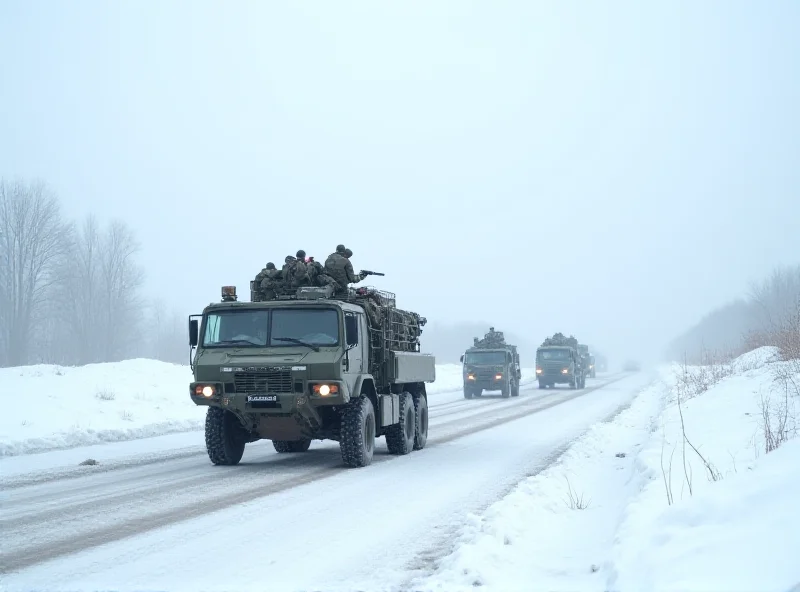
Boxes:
[189,319,199,347]
[460,355,464,362]
[345,314,358,347]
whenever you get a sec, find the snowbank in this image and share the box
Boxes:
[608,346,800,592]
[414,346,800,592]
[0,359,536,457]
[412,373,668,592]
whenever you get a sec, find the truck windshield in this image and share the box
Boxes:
[202,309,339,348]
[538,349,571,361]
[464,351,506,365]
[270,309,339,346]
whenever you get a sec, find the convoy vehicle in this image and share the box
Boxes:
[460,331,521,399]
[188,283,435,468]
[536,333,586,389]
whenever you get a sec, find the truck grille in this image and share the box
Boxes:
[234,370,292,394]
[475,369,498,379]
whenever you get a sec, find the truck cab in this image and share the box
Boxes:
[535,346,585,389]
[460,347,520,399]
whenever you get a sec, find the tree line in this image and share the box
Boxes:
[0,178,188,368]
[666,264,800,363]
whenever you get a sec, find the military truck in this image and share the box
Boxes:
[595,354,608,373]
[535,333,585,389]
[588,354,596,378]
[459,328,521,399]
[188,283,435,469]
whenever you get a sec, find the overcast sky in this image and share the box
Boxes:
[1,0,798,364]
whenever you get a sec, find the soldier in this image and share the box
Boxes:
[256,262,280,300]
[289,249,310,287]
[325,244,365,295]
[274,255,296,295]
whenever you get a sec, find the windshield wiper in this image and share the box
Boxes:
[212,339,263,347]
[272,337,321,352]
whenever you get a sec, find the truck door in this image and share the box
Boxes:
[343,312,365,377]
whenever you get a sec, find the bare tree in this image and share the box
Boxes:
[0,179,71,366]
[53,215,106,364]
[98,220,145,361]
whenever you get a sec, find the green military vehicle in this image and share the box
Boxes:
[188,283,435,469]
[535,333,586,389]
[460,328,521,399]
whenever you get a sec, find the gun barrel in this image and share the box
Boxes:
[361,270,385,276]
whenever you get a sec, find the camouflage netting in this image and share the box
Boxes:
[352,287,426,352]
[541,332,579,349]
[472,328,507,349]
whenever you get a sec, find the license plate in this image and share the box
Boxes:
[247,395,277,402]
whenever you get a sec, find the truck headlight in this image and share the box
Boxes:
[495,374,503,380]
[194,384,217,397]
[561,368,569,374]
[467,374,475,381]
[312,384,339,396]
[536,368,542,374]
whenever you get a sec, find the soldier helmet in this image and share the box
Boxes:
[489,327,494,331]
[344,248,353,258]
[266,262,276,270]
[285,255,295,263]
[296,249,306,259]
[336,244,346,254]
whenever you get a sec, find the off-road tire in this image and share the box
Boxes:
[412,393,428,450]
[386,392,416,455]
[501,382,511,398]
[205,407,247,466]
[463,387,473,399]
[340,396,376,468]
[538,380,545,389]
[570,378,577,389]
[511,381,520,397]
[272,439,312,453]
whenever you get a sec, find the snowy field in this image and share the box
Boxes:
[414,346,800,592]
[0,360,536,457]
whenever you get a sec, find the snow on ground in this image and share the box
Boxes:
[0,359,536,456]
[413,346,800,592]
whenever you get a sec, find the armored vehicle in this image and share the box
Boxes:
[188,284,435,469]
[460,328,521,399]
[536,333,586,389]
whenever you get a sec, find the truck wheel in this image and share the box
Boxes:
[205,407,247,466]
[501,382,511,398]
[386,392,416,455]
[340,396,376,468]
[538,380,545,389]
[463,387,473,399]
[412,394,428,450]
[272,439,311,453]
[511,381,520,397]
[570,378,577,390]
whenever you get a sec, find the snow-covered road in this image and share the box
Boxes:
[1,371,654,591]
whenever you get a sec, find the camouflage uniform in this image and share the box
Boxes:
[288,250,311,287]
[325,245,365,294]
[256,262,280,300]
[274,255,296,295]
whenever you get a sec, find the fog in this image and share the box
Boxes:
[2,1,798,368]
